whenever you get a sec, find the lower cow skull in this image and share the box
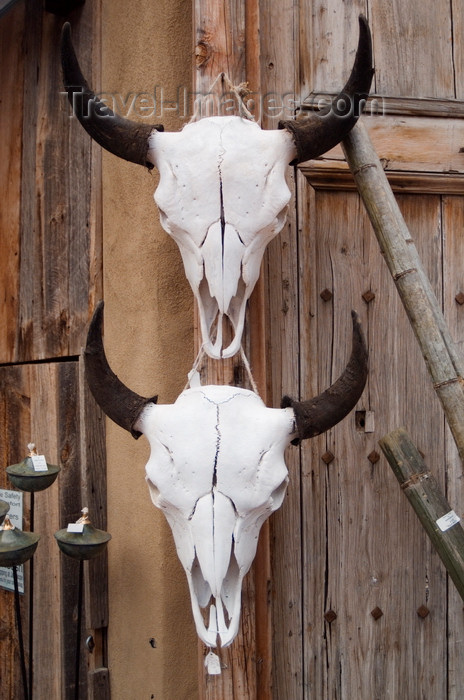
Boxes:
[84,302,368,647]
[143,384,293,647]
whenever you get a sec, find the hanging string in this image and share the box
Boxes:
[189,72,255,124]
[239,346,260,396]
[184,344,260,396]
[184,346,207,390]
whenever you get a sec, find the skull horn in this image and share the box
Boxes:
[61,22,163,169]
[84,301,157,438]
[281,311,368,441]
[279,15,374,165]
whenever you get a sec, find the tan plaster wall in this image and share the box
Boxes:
[101,2,197,698]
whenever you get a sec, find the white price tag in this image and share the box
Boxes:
[67,523,85,533]
[205,651,221,675]
[436,510,460,532]
[31,454,48,472]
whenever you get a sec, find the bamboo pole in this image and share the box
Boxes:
[379,428,464,601]
[342,122,464,463]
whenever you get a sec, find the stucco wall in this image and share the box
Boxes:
[101,2,197,697]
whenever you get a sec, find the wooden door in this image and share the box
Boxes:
[267,1,464,698]
[0,1,107,697]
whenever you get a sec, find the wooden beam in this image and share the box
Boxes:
[193,2,272,698]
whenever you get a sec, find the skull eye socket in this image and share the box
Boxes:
[270,478,288,509]
[158,207,168,228]
[146,477,161,504]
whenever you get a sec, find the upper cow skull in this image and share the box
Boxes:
[61,17,373,358]
[85,302,368,647]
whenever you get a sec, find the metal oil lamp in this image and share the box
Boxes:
[55,508,111,700]
[0,500,9,525]
[0,515,40,568]
[54,507,111,560]
[6,443,60,493]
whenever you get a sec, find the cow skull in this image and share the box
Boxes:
[148,117,294,358]
[61,17,373,358]
[84,302,368,647]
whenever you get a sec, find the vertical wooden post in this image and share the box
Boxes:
[193,2,270,698]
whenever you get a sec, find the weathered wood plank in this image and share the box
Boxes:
[15,0,42,362]
[299,115,464,176]
[193,3,261,698]
[88,667,110,700]
[300,182,450,697]
[0,1,25,364]
[301,95,464,120]
[300,0,366,99]
[256,1,303,697]
[15,1,100,362]
[55,361,88,699]
[194,0,246,96]
[369,0,455,99]
[442,195,464,698]
[79,356,108,631]
[452,0,464,100]
[29,364,63,698]
[303,164,464,196]
[0,365,32,700]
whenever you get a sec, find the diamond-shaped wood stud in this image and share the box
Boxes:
[362,290,376,304]
[368,450,380,464]
[417,605,430,619]
[324,610,337,623]
[455,292,464,305]
[320,288,333,302]
[371,606,383,621]
[321,451,335,465]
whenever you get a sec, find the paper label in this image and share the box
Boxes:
[436,510,460,532]
[67,523,85,533]
[205,651,221,675]
[0,490,24,593]
[31,454,48,472]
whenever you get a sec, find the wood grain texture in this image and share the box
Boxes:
[194,0,246,95]
[1,0,102,363]
[299,0,366,98]
[343,123,464,462]
[299,184,450,698]
[194,3,261,698]
[442,195,464,697]
[452,0,464,100]
[0,365,32,700]
[369,0,455,99]
[0,359,108,699]
[299,115,464,176]
[0,1,25,364]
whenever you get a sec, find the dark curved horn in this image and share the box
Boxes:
[84,301,157,438]
[281,311,368,442]
[279,15,374,165]
[61,23,163,169]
